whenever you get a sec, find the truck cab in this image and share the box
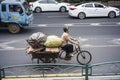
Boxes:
[0,0,33,34]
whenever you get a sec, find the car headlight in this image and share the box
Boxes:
[26,21,29,24]
[115,8,120,11]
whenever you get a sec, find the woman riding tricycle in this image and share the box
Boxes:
[26,27,92,65]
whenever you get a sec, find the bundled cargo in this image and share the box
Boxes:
[26,33,63,63]
[44,35,62,48]
[26,32,47,54]
[26,33,62,54]
[27,32,47,48]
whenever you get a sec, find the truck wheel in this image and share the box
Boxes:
[8,24,21,34]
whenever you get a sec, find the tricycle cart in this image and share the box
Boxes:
[31,51,59,63]
[27,45,92,65]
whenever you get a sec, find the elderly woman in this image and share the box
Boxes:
[61,26,79,60]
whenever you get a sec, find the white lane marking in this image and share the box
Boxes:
[0,44,15,49]
[33,22,120,28]
[1,37,120,51]
[48,16,68,18]
[117,22,120,25]
[78,37,120,48]
[82,44,120,48]
[38,24,47,27]
[1,44,120,51]
[78,37,88,42]
[2,39,25,45]
[110,38,120,44]
[0,48,25,51]
[90,23,100,26]
[0,39,26,51]
[64,24,73,26]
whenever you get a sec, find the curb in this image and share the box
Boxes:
[2,75,120,80]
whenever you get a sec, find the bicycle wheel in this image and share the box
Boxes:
[77,51,92,65]
[59,50,66,59]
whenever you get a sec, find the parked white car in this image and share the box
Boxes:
[69,2,120,19]
[29,0,70,13]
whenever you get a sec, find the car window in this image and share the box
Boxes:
[2,4,6,11]
[9,5,17,12]
[94,3,104,8]
[22,1,29,10]
[39,0,47,3]
[85,3,93,7]
[81,4,85,7]
[74,3,81,6]
[9,4,23,14]
[48,0,56,3]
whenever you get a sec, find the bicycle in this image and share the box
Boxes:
[59,44,92,65]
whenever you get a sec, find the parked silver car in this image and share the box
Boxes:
[29,0,70,13]
[69,2,120,19]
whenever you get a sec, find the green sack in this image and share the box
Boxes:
[44,35,62,48]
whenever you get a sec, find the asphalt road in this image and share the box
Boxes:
[0,12,120,67]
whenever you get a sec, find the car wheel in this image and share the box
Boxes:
[8,24,21,34]
[78,12,86,19]
[35,7,41,13]
[60,6,66,12]
[108,11,116,18]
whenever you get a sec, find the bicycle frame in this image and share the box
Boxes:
[73,44,81,55]
[59,44,81,58]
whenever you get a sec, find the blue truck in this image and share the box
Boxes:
[0,0,33,33]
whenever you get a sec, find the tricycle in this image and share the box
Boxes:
[26,44,92,65]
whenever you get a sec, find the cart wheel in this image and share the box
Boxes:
[59,50,66,59]
[37,58,39,64]
[53,59,56,63]
[77,51,92,65]
[40,58,46,63]
[51,57,57,63]
[40,58,51,63]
